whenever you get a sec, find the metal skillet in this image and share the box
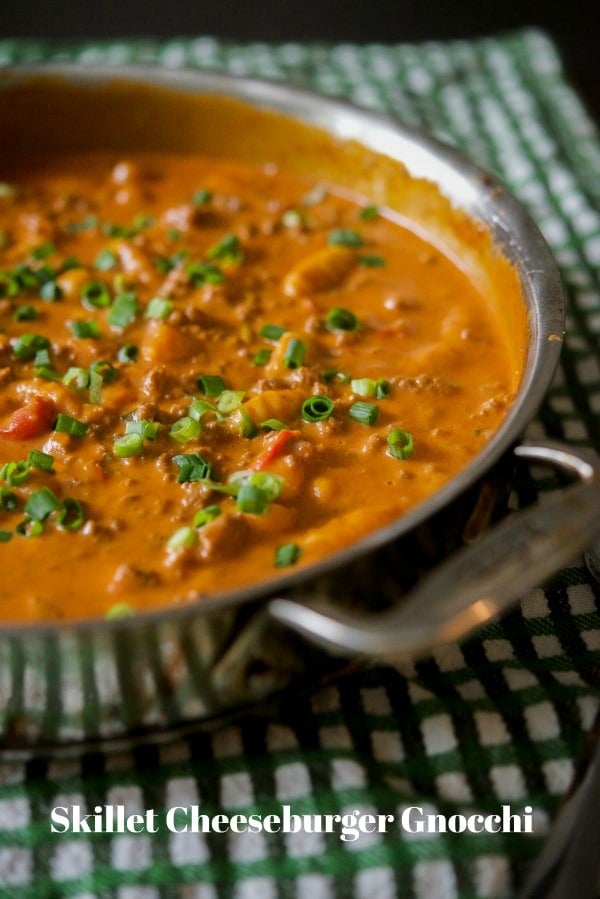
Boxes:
[0,65,598,757]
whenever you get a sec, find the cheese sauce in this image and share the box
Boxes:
[0,152,522,621]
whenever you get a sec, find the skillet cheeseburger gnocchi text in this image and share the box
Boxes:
[0,153,522,621]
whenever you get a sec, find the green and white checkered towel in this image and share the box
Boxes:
[0,29,599,899]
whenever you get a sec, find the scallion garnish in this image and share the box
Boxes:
[114,433,145,458]
[62,367,90,390]
[125,420,159,441]
[0,487,18,510]
[70,320,100,339]
[192,189,213,206]
[169,416,201,444]
[26,449,54,472]
[186,262,225,286]
[56,497,85,530]
[192,505,221,528]
[228,470,285,502]
[274,543,301,567]
[359,205,378,221]
[205,233,244,264]
[24,487,61,521]
[81,280,111,309]
[13,305,38,322]
[172,452,212,483]
[108,292,138,329]
[0,530,12,543]
[236,484,270,515]
[350,378,376,397]
[325,307,359,332]
[12,332,51,360]
[252,348,272,366]
[88,369,103,404]
[30,241,56,261]
[283,338,307,369]
[328,228,364,248]
[94,249,119,271]
[117,343,138,364]
[54,413,89,437]
[259,419,287,431]
[217,390,245,415]
[15,518,44,537]
[358,255,385,267]
[301,395,335,422]
[167,526,198,551]
[89,360,117,383]
[189,399,216,422]
[231,406,256,438]
[322,369,351,384]
[40,280,62,302]
[348,401,379,426]
[1,460,30,486]
[387,428,414,460]
[259,323,286,341]
[197,374,226,396]
[145,297,173,320]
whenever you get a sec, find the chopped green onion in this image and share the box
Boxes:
[205,233,243,263]
[217,390,245,415]
[114,433,145,458]
[61,256,81,273]
[1,460,30,486]
[328,228,364,248]
[88,369,103,404]
[282,209,309,229]
[259,418,287,431]
[0,487,18,510]
[40,280,62,302]
[351,378,377,397]
[12,332,50,360]
[387,428,414,460]
[117,343,138,364]
[108,292,138,329]
[0,529,12,543]
[274,543,301,567]
[54,413,89,437]
[89,360,117,383]
[197,374,226,396]
[30,241,56,261]
[105,602,134,619]
[186,262,225,286]
[192,505,221,528]
[26,449,54,472]
[236,484,270,515]
[325,307,359,332]
[13,304,38,322]
[167,526,198,551]
[259,323,286,341]
[169,416,201,444]
[189,399,216,422]
[358,255,385,267]
[252,347,272,366]
[34,364,61,382]
[145,296,173,319]
[15,518,44,537]
[62,367,90,390]
[229,470,285,502]
[56,497,85,530]
[24,487,61,521]
[376,378,391,398]
[81,280,111,309]
[301,395,335,422]
[283,338,307,369]
[322,369,351,384]
[172,452,212,483]
[230,406,256,438]
[349,401,379,426]
[125,419,159,440]
[94,249,118,271]
[70,320,100,339]
[192,188,213,206]
[359,205,378,221]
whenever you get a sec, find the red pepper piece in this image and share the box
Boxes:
[0,396,57,440]
[254,428,300,471]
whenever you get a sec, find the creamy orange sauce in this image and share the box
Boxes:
[0,151,522,622]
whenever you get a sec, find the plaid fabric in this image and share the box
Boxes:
[1,29,599,899]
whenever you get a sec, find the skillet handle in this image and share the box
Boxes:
[268,440,600,659]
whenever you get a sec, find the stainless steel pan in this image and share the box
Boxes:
[0,65,598,757]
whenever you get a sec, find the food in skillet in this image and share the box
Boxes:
[0,152,523,621]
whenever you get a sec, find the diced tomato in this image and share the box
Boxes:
[0,396,57,440]
[254,428,300,470]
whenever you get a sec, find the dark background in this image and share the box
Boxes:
[1,0,598,120]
